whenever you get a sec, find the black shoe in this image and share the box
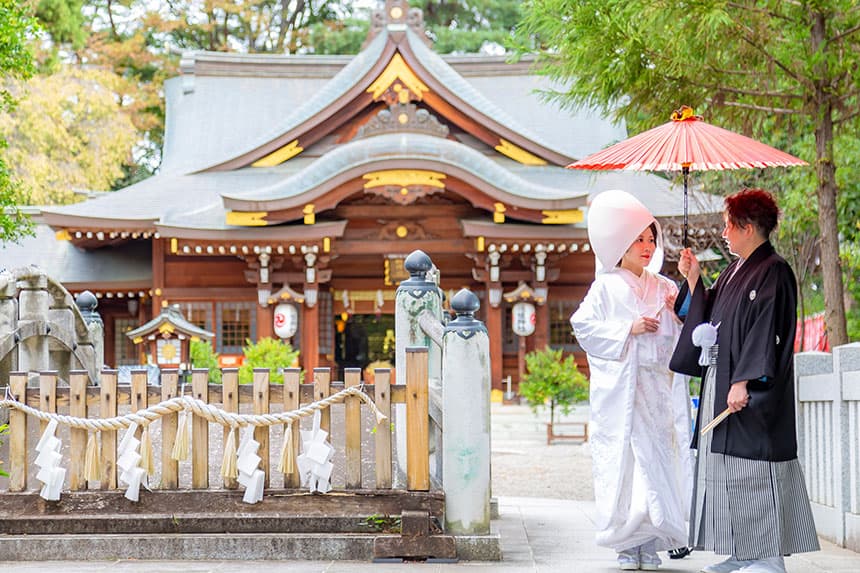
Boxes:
[668,547,691,559]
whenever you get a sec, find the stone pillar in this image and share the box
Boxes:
[0,270,18,379]
[394,250,442,486]
[17,271,50,375]
[442,289,490,535]
[76,291,104,384]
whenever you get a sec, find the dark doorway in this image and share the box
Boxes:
[334,314,395,378]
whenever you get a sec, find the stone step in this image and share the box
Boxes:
[0,532,502,561]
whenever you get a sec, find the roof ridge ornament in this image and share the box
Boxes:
[364,0,432,49]
[356,102,449,139]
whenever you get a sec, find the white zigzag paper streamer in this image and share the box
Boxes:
[237,426,265,504]
[35,419,65,500]
[117,423,146,501]
[296,410,333,494]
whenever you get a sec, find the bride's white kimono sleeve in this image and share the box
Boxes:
[569,276,633,361]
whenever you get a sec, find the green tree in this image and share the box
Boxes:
[414,0,522,54]
[239,337,300,385]
[519,346,588,427]
[517,0,860,345]
[0,0,36,242]
[1,67,138,204]
[190,340,222,384]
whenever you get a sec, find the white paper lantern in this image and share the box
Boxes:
[512,301,536,337]
[273,303,298,339]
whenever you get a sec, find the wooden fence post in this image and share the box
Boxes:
[8,371,28,492]
[222,368,239,489]
[406,347,429,491]
[69,370,89,490]
[344,367,362,489]
[374,368,392,489]
[283,368,301,488]
[161,369,180,489]
[253,368,270,486]
[100,369,118,489]
[192,369,209,489]
[314,368,331,435]
[39,371,57,436]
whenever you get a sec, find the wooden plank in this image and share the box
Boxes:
[314,368,331,435]
[8,372,28,492]
[39,371,57,435]
[374,369,392,489]
[191,369,209,489]
[253,369,271,487]
[130,369,148,436]
[69,371,89,490]
[283,368,301,488]
[344,368,362,489]
[160,369,180,489]
[222,368,239,489]
[100,370,118,489]
[406,347,430,491]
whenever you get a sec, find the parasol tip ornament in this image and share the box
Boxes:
[671,105,702,122]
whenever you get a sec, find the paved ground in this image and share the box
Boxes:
[0,403,858,572]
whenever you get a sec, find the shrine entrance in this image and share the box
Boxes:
[334,314,396,378]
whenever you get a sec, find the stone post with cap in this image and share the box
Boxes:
[442,288,491,535]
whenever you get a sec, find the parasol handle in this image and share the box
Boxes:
[682,165,690,248]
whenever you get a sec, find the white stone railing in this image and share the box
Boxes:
[794,343,860,551]
[395,250,491,536]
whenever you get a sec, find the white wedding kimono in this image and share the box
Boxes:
[571,267,692,552]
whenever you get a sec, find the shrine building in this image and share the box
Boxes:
[4,0,721,390]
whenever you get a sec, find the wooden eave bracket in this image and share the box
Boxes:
[372,510,457,563]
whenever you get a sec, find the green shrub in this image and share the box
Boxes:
[239,337,300,384]
[190,340,222,383]
[519,346,589,425]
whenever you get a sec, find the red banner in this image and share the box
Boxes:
[795,312,829,352]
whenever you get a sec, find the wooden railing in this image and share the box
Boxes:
[1,347,432,496]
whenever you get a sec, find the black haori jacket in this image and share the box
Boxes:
[670,241,799,462]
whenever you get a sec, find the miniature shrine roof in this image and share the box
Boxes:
[126,305,214,342]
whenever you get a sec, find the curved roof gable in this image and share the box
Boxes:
[204,14,572,172]
[221,133,587,220]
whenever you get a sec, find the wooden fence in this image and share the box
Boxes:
[2,347,433,497]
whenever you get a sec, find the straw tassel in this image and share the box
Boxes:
[277,422,295,474]
[84,432,101,482]
[171,410,191,461]
[140,426,155,476]
[221,427,238,479]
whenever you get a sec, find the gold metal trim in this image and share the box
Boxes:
[226,211,269,226]
[363,169,446,189]
[303,204,315,225]
[541,209,584,224]
[251,140,303,167]
[493,203,506,224]
[55,230,71,241]
[495,139,547,166]
[366,53,430,101]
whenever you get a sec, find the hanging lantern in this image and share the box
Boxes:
[274,303,299,339]
[512,302,536,337]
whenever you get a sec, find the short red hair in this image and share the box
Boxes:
[724,188,780,237]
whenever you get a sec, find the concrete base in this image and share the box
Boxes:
[0,532,501,561]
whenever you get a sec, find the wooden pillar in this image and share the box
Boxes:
[484,295,503,391]
[256,303,273,340]
[301,302,319,372]
[533,299,550,352]
[152,238,165,314]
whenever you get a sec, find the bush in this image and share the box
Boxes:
[239,337,300,384]
[190,340,222,383]
[519,346,589,425]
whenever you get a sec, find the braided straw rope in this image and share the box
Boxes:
[0,386,387,432]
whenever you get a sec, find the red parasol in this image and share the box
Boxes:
[567,106,808,246]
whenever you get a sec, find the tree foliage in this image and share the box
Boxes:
[0,0,36,243]
[516,0,860,344]
[1,67,138,204]
[519,346,588,425]
[190,339,222,384]
[238,337,300,385]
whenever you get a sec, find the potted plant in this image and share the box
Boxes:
[518,346,589,443]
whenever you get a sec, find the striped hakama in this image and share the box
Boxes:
[689,346,820,560]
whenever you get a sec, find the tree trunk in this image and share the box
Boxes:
[811,12,849,347]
